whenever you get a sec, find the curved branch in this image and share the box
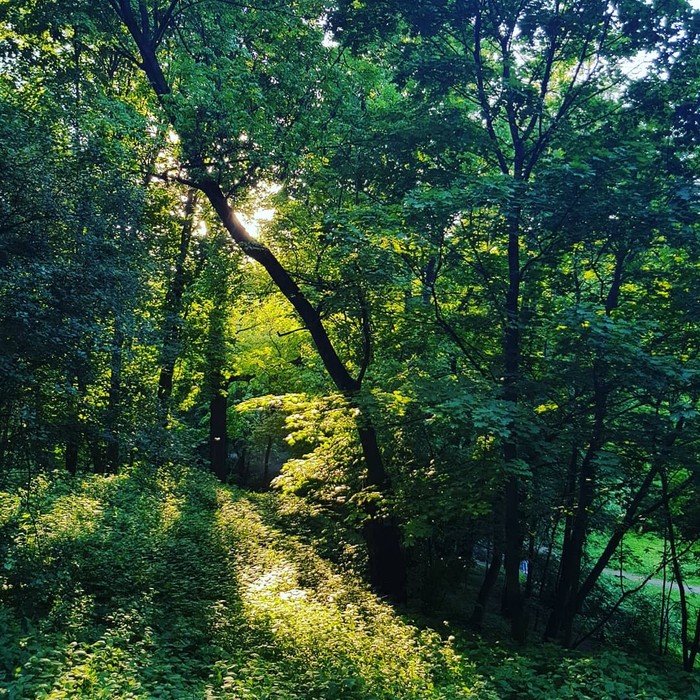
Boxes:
[199,180,360,394]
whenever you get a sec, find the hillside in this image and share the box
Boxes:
[1,467,697,699]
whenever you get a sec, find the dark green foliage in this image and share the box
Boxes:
[462,640,697,700]
[2,0,700,685]
[1,467,698,698]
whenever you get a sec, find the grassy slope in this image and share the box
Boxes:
[0,466,697,699]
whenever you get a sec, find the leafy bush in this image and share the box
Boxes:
[462,641,698,700]
[0,466,487,699]
[1,466,698,699]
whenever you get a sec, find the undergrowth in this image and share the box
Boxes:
[0,465,697,699]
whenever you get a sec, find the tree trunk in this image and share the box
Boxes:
[661,466,694,670]
[90,434,106,475]
[64,374,81,475]
[545,378,606,644]
[112,6,406,604]
[357,423,407,603]
[237,443,249,485]
[262,435,273,487]
[158,188,197,415]
[471,535,503,629]
[421,256,438,305]
[500,204,527,641]
[539,511,561,601]
[105,326,124,473]
[206,272,229,483]
[210,376,228,483]
[65,427,79,476]
[525,532,535,597]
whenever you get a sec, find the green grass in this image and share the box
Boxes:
[0,466,698,699]
[0,466,483,699]
[588,530,700,588]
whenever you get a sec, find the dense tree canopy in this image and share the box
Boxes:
[1,0,700,688]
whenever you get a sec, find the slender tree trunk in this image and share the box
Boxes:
[90,437,106,474]
[659,528,669,657]
[209,373,228,482]
[158,189,197,415]
[65,427,79,475]
[662,466,692,670]
[539,511,561,600]
[688,610,700,671]
[421,256,438,305]
[104,326,124,473]
[501,204,527,641]
[204,160,407,603]
[471,535,503,629]
[525,532,535,597]
[64,374,80,475]
[237,443,249,485]
[206,276,229,483]
[262,435,273,487]
[545,375,607,644]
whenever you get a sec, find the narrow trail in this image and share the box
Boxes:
[603,568,700,594]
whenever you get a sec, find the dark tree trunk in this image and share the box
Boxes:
[545,376,606,644]
[525,532,535,597]
[501,205,527,641]
[357,424,407,603]
[658,465,700,671]
[539,511,561,600]
[502,475,527,639]
[90,434,106,475]
[362,517,406,603]
[158,189,197,415]
[471,536,503,629]
[207,278,229,483]
[237,443,249,485]
[210,377,228,483]
[105,326,124,473]
[421,256,438,305]
[65,428,79,476]
[262,435,273,487]
[544,446,577,633]
[64,374,81,475]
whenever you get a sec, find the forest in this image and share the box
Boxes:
[1,0,700,697]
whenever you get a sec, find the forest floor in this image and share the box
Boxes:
[1,465,699,699]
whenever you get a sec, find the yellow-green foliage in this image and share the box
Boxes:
[210,492,484,699]
[1,467,697,699]
[0,467,485,699]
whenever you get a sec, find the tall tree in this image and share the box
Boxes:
[77,0,409,600]
[329,0,700,637]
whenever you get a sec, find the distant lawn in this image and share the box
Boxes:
[587,530,700,589]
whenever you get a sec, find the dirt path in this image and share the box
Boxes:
[603,568,700,594]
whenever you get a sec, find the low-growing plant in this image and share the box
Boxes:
[2,466,699,699]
